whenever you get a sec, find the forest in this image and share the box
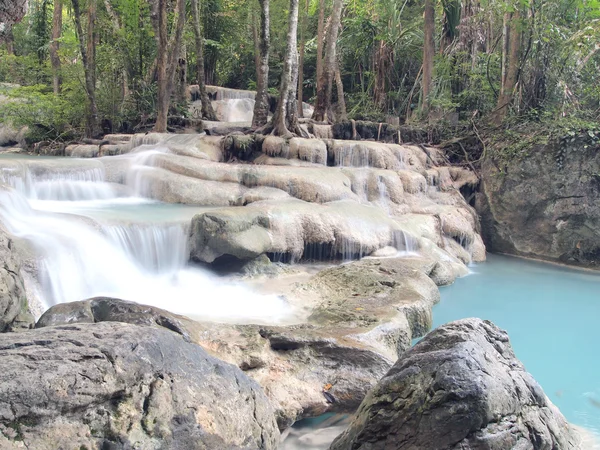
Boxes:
[0,0,599,145]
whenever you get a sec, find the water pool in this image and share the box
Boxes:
[433,253,600,434]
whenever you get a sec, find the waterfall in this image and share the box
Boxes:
[377,176,390,215]
[213,98,255,123]
[0,159,116,201]
[0,152,292,324]
[392,230,419,254]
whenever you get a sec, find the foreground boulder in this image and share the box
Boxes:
[0,226,33,331]
[330,318,581,450]
[0,321,279,449]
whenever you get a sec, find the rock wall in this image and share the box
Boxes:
[478,133,600,267]
[330,318,582,450]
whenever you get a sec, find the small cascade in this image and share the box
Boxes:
[124,148,167,197]
[377,176,390,215]
[103,222,190,273]
[213,98,255,123]
[334,143,370,167]
[392,229,419,254]
[0,160,118,201]
[212,87,256,100]
[348,169,370,201]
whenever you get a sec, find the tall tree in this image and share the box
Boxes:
[252,0,270,127]
[103,0,129,100]
[49,0,62,94]
[334,58,346,120]
[267,0,302,136]
[191,0,217,120]
[422,0,435,116]
[312,0,343,122]
[72,0,100,138]
[297,0,309,116]
[315,0,325,97]
[493,9,521,124]
[154,0,186,132]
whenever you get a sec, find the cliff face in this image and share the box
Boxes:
[477,133,600,267]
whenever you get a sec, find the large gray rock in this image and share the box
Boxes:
[0,226,32,332]
[0,321,279,449]
[478,133,600,267]
[36,296,196,340]
[330,318,582,450]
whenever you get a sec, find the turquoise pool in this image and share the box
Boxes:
[432,254,600,433]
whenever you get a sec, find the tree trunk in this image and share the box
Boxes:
[176,43,187,104]
[191,0,217,120]
[297,0,308,116]
[50,0,62,94]
[252,0,270,128]
[155,0,186,132]
[103,0,130,99]
[72,0,99,138]
[269,0,300,136]
[335,58,346,121]
[315,0,325,96]
[154,0,169,132]
[312,0,342,122]
[493,10,521,124]
[422,0,435,117]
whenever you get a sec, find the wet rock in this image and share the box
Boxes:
[191,256,447,428]
[478,134,600,267]
[36,296,195,341]
[330,318,582,450]
[189,199,407,263]
[0,321,279,449]
[0,226,33,332]
[65,144,100,158]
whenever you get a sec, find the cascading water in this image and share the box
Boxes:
[0,151,292,324]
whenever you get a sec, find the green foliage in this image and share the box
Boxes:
[0,84,86,142]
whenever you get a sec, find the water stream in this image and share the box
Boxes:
[0,152,292,324]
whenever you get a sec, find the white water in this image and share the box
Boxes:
[0,151,292,324]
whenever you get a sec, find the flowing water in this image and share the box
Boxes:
[0,152,292,324]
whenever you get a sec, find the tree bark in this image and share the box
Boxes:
[493,10,521,124]
[269,0,300,136]
[191,0,217,120]
[155,0,186,132]
[103,0,130,99]
[297,0,309,117]
[154,0,169,132]
[335,58,346,121]
[50,0,62,94]
[176,42,187,104]
[72,0,99,138]
[252,0,271,128]
[315,0,325,96]
[422,0,435,117]
[312,0,342,122]
[5,26,14,55]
